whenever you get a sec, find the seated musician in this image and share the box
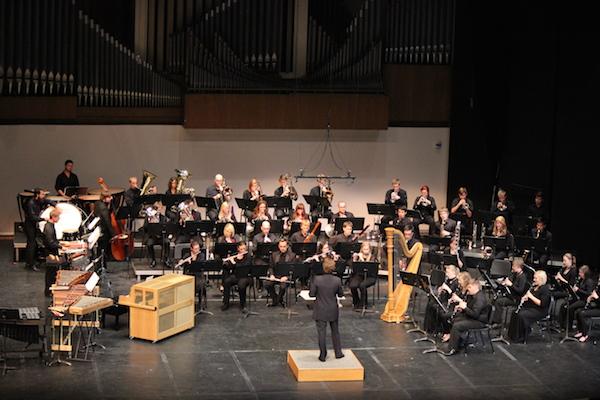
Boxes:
[205,174,229,221]
[93,191,116,259]
[181,240,207,306]
[176,199,201,244]
[413,185,437,235]
[124,176,141,208]
[423,264,459,335]
[440,271,472,343]
[265,239,297,307]
[553,252,577,300]
[142,204,169,268]
[290,219,317,243]
[492,258,529,324]
[24,188,56,271]
[274,174,298,219]
[527,191,548,223]
[216,201,236,223]
[252,221,278,265]
[491,188,516,225]
[435,208,456,238]
[442,278,489,355]
[243,179,263,220]
[450,187,474,219]
[330,201,355,222]
[389,206,420,238]
[530,218,552,267]
[559,265,595,330]
[490,216,515,259]
[221,242,252,312]
[384,178,408,208]
[251,200,272,224]
[348,242,377,309]
[218,223,239,244]
[289,203,310,223]
[574,280,600,343]
[443,239,465,270]
[306,242,341,263]
[328,220,354,249]
[309,175,332,221]
[508,270,551,343]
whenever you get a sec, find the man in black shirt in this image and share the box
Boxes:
[24,188,55,271]
[527,191,548,224]
[492,258,529,324]
[530,218,552,267]
[43,209,63,296]
[265,239,297,307]
[221,242,253,311]
[384,178,408,208]
[55,159,80,196]
[492,189,516,225]
[273,174,298,219]
[94,191,116,259]
[124,176,141,208]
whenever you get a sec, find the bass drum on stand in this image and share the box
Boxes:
[39,203,85,240]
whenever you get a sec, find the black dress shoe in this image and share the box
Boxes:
[318,355,327,362]
[31,265,40,272]
[267,303,278,307]
[442,349,457,357]
[221,304,229,311]
[335,353,345,359]
[279,301,286,308]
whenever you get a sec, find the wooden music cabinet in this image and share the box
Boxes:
[119,275,195,342]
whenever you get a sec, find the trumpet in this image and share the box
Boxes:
[418,196,431,206]
[535,229,541,239]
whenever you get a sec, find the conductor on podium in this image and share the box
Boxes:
[309,257,345,362]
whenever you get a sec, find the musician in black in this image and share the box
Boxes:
[265,239,297,307]
[206,174,227,221]
[24,188,55,271]
[508,270,551,343]
[440,271,472,343]
[553,252,577,299]
[221,242,252,312]
[330,201,355,222]
[93,191,116,259]
[328,220,354,256]
[348,242,377,309]
[252,221,278,265]
[310,256,345,362]
[435,208,457,238]
[530,218,552,267]
[242,178,262,220]
[559,265,595,330]
[392,206,421,239]
[142,204,170,268]
[273,174,297,219]
[490,216,515,259]
[450,187,474,219]
[444,239,465,270]
[309,175,332,221]
[413,185,437,235]
[491,189,516,225]
[290,220,317,243]
[42,209,63,296]
[423,265,459,335]
[54,159,79,196]
[124,177,141,207]
[217,223,240,244]
[384,178,408,208]
[527,191,548,224]
[492,258,529,324]
[574,282,600,343]
[402,224,420,249]
[443,279,489,355]
[181,240,207,306]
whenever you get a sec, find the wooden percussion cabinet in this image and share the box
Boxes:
[119,275,195,342]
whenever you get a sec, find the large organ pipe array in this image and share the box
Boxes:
[0,0,181,107]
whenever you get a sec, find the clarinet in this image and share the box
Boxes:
[515,282,533,314]
[447,287,463,323]
[584,277,600,310]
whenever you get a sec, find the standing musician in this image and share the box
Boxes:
[290,220,317,243]
[142,203,169,268]
[165,177,178,195]
[413,185,437,235]
[490,216,515,259]
[243,179,263,220]
[444,239,465,270]
[206,174,231,221]
[348,242,377,309]
[491,188,516,225]
[423,264,459,336]
[265,239,297,307]
[508,270,551,343]
[530,218,552,267]
[221,242,252,312]
[450,187,474,219]
[385,178,408,208]
[273,174,298,219]
[330,201,355,222]
[217,201,236,223]
[54,159,79,196]
[24,188,55,271]
[93,191,116,259]
[310,256,345,362]
[124,177,141,208]
[42,209,64,296]
[309,175,333,221]
[559,265,595,330]
[442,279,489,356]
[491,258,529,324]
[218,223,240,244]
[252,221,278,265]
[574,278,600,343]
[180,240,207,305]
[527,191,548,224]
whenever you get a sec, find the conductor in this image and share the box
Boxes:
[309,257,345,362]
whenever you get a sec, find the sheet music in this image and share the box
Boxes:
[298,290,345,301]
[85,272,100,292]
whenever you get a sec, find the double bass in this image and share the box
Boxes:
[97,178,132,261]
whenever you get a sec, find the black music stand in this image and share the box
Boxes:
[442,254,462,268]
[428,252,444,269]
[515,236,549,265]
[145,222,177,273]
[559,281,580,343]
[135,194,164,207]
[291,243,318,260]
[423,236,451,250]
[483,236,508,257]
[253,220,284,236]
[476,210,496,226]
[254,242,278,263]
[352,262,379,316]
[309,259,346,277]
[215,222,246,237]
[163,194,191,211]
[214,243,238,259]
[235,198,257,220]
[265,196,292,212]
[406,209,423,220]
[184,260,222,316]
[195,197,217,215]
[184,221,215,239]
[398,271,431,338]
[334,242,361,262]
[303,195,330,216]
[334,217,365,234]
[367,203,395,217]
[233,264,259,318]
[274,263,309,319]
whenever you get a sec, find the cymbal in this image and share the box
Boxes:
[88,187,125,195]
[78,194,101,201]
[47,195,71,202]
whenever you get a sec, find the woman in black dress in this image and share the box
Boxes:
[508,270,551,343]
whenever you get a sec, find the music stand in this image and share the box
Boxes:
[398,271,431,337]
[423,236,451,249]
[367,203,395,217]
[309,259,346,277]
[253,220,284,236]
[184,260,222,316]
[334,217,365,234]
[254,242,278,262]
[215,222,246,237]
[274,263,309,319]
[163,194,192,212]
[146,222,178,274]
[406,209,423,220]
[559,281,580,343]
[442,254,462,268]
[334,242,361,261]
[233,264,259,318]
[235,198,257,216]
[515,236,548,264]
[352,262,379,316]
[184,221,215,239]
[135,194,164,207]
[195,196,217,213]
[265,196,292,212]
[291,243,317,260]
[483,236,508,256]
[476,210,496,226]
[214,243,238,259]
[303,195,330,215]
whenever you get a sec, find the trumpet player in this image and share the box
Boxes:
[413,185,437,235]
[243,179,263,220]
[508,270,551,343]
[309,175,332,221]
[274,174,298,219]
[491,188,516,225]
[176,199,201,243]
[530,218,552,267]
[450,187,473,219]
[527,191,548,224]
[206,174,231,221]
[385,178,408,208]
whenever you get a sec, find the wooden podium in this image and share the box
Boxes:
[287,350,364,382]
[119,275,195,342]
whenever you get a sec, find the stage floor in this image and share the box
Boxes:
[1,240,599,399]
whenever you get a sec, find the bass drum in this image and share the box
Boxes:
[39,203,84,240]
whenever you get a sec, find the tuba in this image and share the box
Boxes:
[175,169,190,194]
[140,170,157,195]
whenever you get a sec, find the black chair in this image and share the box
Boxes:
[586,317,600,345]
[525,296,556,344]
[464,304,495,354]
